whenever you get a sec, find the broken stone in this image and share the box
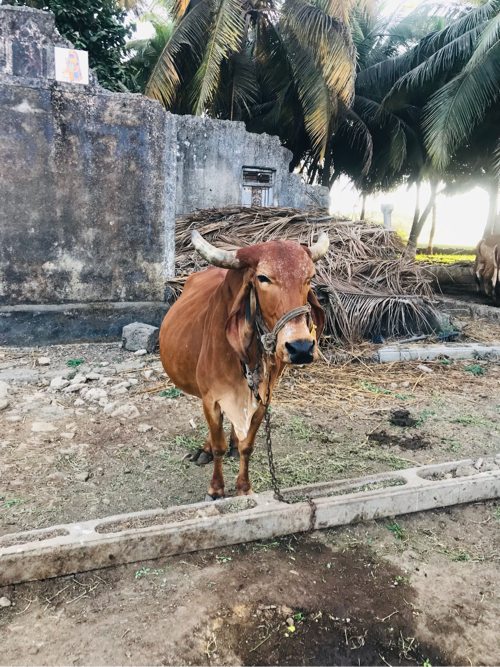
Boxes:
[5,415,21,422]
[111,404,141,419]
[63,384,86,393]
[74,398,85,407]
[134,349,148,356]
[0,381,10,399]
[37,357,50,366]
[74,472,90,482]
[99,397,109,407]
[455,465,477,478]
[31,422,57,433]
[70,373,87,385]
[0,399,9,411]
[103,402,117,414]
[111,386,129,396]
[122,322,159,353]
[137,423,153,433]
[85,387,107,402]
[416,364,434,374]
[0,597,12,607]
[86,372,101,381]
[144,370,154,380]
[47,471,68,483]
[60,432,75,439]
[50,377,70,391]
[129,378,139,385]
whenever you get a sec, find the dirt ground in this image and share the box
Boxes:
[1,321,500,665]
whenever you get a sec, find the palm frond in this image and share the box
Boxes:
[423,40,500,168]
[191,0,246,115]
[146,0,214,106]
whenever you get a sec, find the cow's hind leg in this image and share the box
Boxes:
[202,400,227,500]
[190,433,214,466]
[226,425,240,460]
[235,404,266,496]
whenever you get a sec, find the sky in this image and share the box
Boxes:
[127,0,488,249]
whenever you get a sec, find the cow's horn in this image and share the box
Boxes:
[191,230,240,269]
[309,232,329,262]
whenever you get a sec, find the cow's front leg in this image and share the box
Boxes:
[235,404,266,496]
[202,400,227,500]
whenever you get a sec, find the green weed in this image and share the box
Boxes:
[67,359,84,368]
[357,381,414,400]
[388,522,406,540]
[463,365,485,376]
[414,409,436,428]
[453,415,492,428]
[160,387,183,398]
[289,417,312,442]
[4,498,24,508]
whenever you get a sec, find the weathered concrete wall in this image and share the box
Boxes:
[0,5,329,344]
[0,5,176,308]
[174,115,329,214]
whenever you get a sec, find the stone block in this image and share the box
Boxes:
[122,322,159,353]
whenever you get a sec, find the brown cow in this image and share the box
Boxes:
[159,231,328,500]
[475,235,500,302]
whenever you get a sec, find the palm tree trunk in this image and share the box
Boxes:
[321,149,332,188]
[360,193,366,220]
[427,203,437,255]
[412,179,421,230]
[483,178,499,238]
[406,181,439,257]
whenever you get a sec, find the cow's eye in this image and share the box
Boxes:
[257,275,271,284]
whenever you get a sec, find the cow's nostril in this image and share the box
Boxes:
[285,339,315,364]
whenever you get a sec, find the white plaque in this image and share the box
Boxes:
[54,47,89,85]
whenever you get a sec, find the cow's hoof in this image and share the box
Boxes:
[205,493,224,502]
[191,449,213,466]
[227,446,240,461]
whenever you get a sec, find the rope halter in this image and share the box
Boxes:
[255,303,312,355]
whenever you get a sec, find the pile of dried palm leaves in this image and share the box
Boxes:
[166,206,440,343]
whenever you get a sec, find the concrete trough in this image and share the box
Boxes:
[1,457,499,586]
[377,342,500,363]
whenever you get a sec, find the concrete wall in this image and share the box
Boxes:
[174,115,328,214]
[0,5,329,344]
[0,5,176,309]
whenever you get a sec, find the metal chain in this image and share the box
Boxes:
[263,364,317,531]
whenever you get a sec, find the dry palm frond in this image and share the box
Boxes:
[167,205,439,342]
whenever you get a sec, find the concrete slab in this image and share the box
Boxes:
[377,343,500,363]
[1,457,499,586]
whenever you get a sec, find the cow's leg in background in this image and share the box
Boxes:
[202,400,228,500]
[227,425,240,460]
[189,432,214,466]
[235,404,266,496]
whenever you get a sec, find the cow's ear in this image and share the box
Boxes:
[226,280,256,364]
[308,288,326,342]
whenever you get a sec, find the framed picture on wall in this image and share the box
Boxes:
[54,47,89,85]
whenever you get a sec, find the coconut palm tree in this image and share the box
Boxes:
[143,0,359,164]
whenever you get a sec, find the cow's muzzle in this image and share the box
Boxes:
[285,339,316,365]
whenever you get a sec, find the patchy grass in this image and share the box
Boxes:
[160,387,184,398]
[463,365,485,376]
[66,358,84,367]
[415,254,475,264]
[387,522,406,540]
[453,415,493,428]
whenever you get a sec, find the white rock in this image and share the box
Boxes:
[75,409,86,416]
[74,471,90,482]
[32,421,58,433]
[99,397,109,406]
[144,370,154,380]
[137,423,153,433]
[5,415,21,423]
[80,387,89,398]
[70,373,87,385]
[111,404,140,419]
[100,377,113,385]
[416,364,434,374]
[113,381,131,390]
[0,399,9,411]
[0,597,12,607]
[111,386,129,396]
[129,378,139,386]
[100,362,109,367]
[85,387,107,402]
[134,349,147,356]
[50,377,69,390]
[103,402,117,414]
[60,432,75,439]
[0,381,10,399]
[37,356,51,366]
[86,372,101,381]
[74,398,85,407]
[63,384,86,393]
